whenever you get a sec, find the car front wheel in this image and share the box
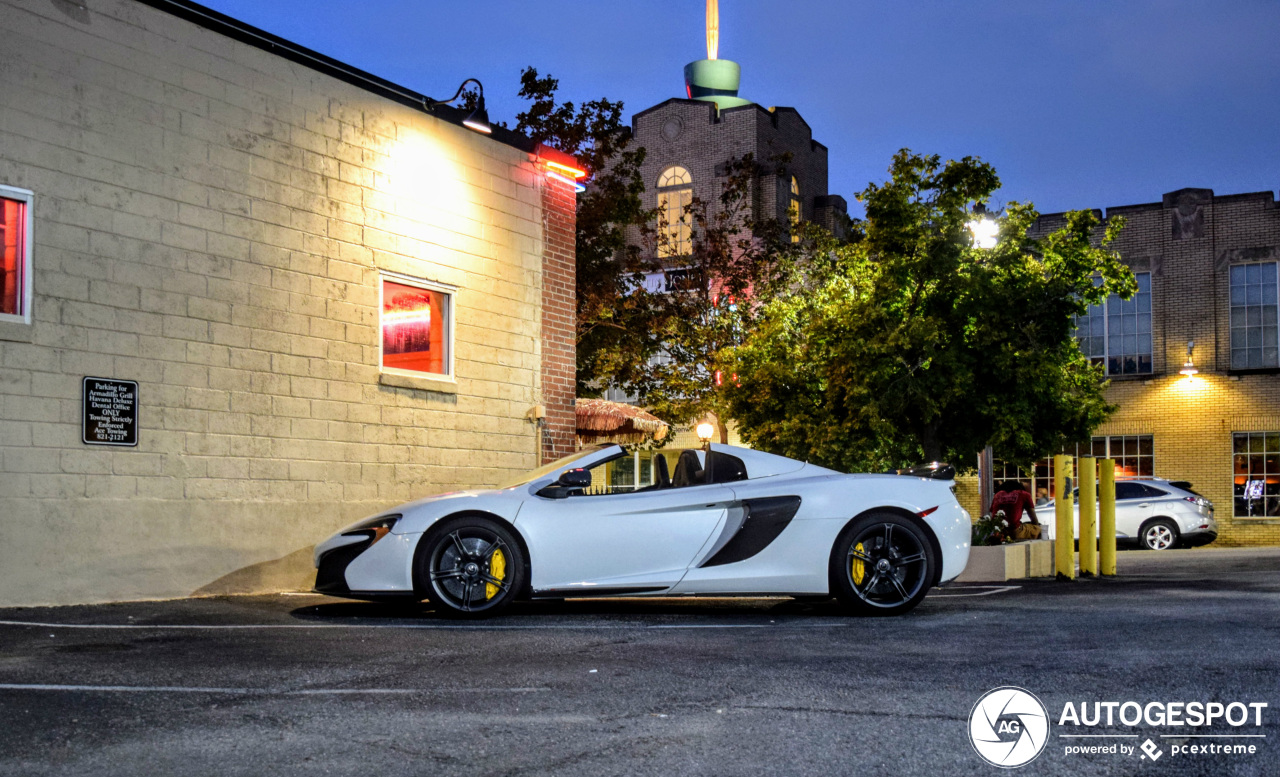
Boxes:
[417,516,526,618]
[1139,519,1179,551]
[830,512,936,616]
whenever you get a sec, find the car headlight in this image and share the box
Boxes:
[340,514,401,545]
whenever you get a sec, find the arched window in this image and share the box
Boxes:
[658,166,692,188]
[788,176,801,242]
[657,166,693,258]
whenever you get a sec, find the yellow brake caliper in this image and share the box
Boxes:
[851,542,865,585]
[486,548,506,599]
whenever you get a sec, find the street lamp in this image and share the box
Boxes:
[426,78,492,134]
[1180,340,1199,378]
[967,203,999,249]
[696,421,716,447]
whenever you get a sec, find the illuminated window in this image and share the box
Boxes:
[657,166,692,258]
[1233,432,1280,517]
[788,176,801,243]
[994,435,1153,500]
[1074,272,1152,375]
[380,275,453,378]
[1229,262,1278,370]
[0,185,33,325]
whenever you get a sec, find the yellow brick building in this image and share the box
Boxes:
[960,188,1280,547]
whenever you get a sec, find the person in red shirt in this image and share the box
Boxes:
[989,480,1039,534]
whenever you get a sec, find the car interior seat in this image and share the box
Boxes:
[670,449,705,488]
[653,453,670,489]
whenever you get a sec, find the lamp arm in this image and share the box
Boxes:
[426,78,484,110]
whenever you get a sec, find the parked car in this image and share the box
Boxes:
[313,443,971,618]
[1041,478,1217,550]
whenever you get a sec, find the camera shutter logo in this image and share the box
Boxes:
[968,687,1050,768]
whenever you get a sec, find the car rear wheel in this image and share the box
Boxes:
[1139,518,1179,551]
[830,513,936,616]
[417,516,525,618]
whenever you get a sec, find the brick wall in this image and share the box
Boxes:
[630,98,834,236]
[540,180,576,462]
[0,0,569,604]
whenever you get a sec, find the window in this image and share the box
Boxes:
[380,275,453,378]
[1232,432,1280,517]
[657,166,692,258]
[788,176,801,243]
[0,185,33,324]
[1229,262,1279,370]
[994,434,1153,499]
[1074,272,1152,375]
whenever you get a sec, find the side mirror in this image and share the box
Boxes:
[557,468,591,488]
[537,468,591,499]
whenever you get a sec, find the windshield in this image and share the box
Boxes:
[497,446,620,489]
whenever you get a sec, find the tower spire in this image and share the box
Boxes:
[706,0,719,60]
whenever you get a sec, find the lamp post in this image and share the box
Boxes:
[695,421,715,450]
[426,78,492,134]
[968,204,999,249]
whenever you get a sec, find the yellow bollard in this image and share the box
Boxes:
[1079,457,1097,577]
[1099,459,1117,576]
[1054,454,1075,579]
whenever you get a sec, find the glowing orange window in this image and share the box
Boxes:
[1,194,28,319]
[381,278,452,377]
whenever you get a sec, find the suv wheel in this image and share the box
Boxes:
[1140,519,1179,551]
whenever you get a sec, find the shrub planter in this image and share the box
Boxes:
[954,539,1055,583]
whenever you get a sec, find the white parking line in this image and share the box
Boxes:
[929,585,1021,598]
[0,619,849,631]
[0,683,548,695]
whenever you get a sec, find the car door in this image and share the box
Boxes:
[515,479,735,594]
[1113,481,1155,538]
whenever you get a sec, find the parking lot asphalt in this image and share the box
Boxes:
[0,548,1277,777]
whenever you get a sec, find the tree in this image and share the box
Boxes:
[512,70,797,439]
[720,150,1133,472]
[511,67,657,397]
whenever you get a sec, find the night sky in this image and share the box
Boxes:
[199,0,1280,217]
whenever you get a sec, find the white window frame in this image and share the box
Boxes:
[1228,261,1279,371]
[0,184,34,327]
[1075,271,1153,376]
[378,271,456,382]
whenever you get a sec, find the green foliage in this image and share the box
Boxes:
[512,68,657,397]
[512,70,797,437]
[721,150,1133,472]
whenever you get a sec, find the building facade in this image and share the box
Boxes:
[960,188,1280,547]
[0,0,577,606]
[631,98,848,246]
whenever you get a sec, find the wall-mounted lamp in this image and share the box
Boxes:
[426,78,492,134]
[1180,340,1199,377]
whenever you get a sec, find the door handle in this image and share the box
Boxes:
[1138,503,1150,508]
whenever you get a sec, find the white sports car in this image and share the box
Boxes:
[313,444,971,618]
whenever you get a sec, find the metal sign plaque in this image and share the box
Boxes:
[82,377,138,447]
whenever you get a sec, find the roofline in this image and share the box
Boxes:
[132,0,538,154]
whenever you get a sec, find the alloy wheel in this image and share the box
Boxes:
[845,522,928,609]
[428,529,512,613]
[1143,523,1176,551]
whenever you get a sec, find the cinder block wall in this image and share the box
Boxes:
[0,0,569,605]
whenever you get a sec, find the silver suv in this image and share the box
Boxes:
[1042,478,1218,550]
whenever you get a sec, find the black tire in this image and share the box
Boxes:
[416,515,526,619]
[1139,518,1179,551]
[830,512,936,616]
